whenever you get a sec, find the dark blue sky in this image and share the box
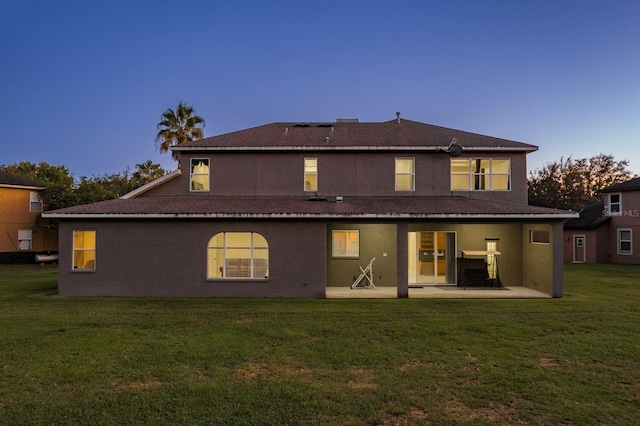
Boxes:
[2,0,639,178]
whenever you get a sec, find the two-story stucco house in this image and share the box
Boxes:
[43,116,575,297]
[0,171,57,261]
[564,177,640,264]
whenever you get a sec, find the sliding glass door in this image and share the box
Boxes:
[408,231,456,285]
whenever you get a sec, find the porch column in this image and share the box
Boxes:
[396,223,409,298]
[552,221,564,298]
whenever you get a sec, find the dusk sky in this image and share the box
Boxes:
[2,1,639,179]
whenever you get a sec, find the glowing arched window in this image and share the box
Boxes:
[190,159,210,191]
[207,232,269,279]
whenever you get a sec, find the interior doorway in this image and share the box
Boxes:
[408,231,456,285]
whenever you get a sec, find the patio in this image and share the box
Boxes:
[325,285,551,299]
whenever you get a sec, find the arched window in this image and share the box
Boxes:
[207,232,269,279]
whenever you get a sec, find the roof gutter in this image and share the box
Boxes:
[172,145,537,153]
[42,212,577,220]
[0,184,45,190]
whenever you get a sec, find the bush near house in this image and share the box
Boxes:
[0,264,639,424]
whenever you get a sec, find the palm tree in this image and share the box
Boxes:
[155,102,205,162]
[132,160,166,188]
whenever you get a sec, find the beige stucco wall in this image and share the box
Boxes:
[522,223,563,296]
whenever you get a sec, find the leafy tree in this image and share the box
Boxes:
[0,161,77,210]
[132,160,166,187]
[155,102,205,162]
[528,154,636,209]
[74,172,135,204]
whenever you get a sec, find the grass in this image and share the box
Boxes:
[1,263,639,425]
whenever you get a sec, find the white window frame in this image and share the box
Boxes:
[30,192,43,212]
[607,193,621,216]
[617,229,632,255]
[450,158,511,191]
[190,158,210,192]
[304,158,318,192]
[207,232,269,279]
[332,230,360,258]
[18,229,32,251]
[395,157,415,191]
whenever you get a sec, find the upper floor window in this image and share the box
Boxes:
[18,229,32,250]
[607,193,621,215]
[451,158,511,191]
[618,229,632,254]
[30,192,43,212]
[304,158,317,191]
[395,158,415,191]
[207,232,269,279]
[190,159,210,191]
[332,230,359,257]
[73,230,96,270]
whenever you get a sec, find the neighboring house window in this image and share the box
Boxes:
[18,229,32,250]
[30,192,43,212]
[304,158,318,191]
[332,230,359,257]
[208,232,269,279]
[607,193,621,215]
[530,230,550,244]
[73,230,96,270]
[618,229,632,254]
[450,158,511,191]
[190,159,210,191]
[395,158,415,191]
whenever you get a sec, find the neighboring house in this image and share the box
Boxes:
[564,176,640,264]
[0,171,57,260]
[563,201,611,263]
[43,116,575,297]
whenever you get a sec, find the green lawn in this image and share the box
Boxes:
[1,263,639,425]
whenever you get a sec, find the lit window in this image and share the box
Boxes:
[73,230,96,270]
[618,229,632,254]
[608,194,621,215]
[332,230,359,257]
[207,232,269,279]
[18,229,32,251]
[30,192,43,212]
[395,158,415,191]
[451,158,510,191]
[304,158,317,191]
[190,159,210,191]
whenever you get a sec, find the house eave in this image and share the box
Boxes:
[42,212,576,220]
[0,184,45,190]
[120,169,182,199]
[172,145,537,153]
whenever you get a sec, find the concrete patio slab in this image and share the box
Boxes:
[325,286,551,299]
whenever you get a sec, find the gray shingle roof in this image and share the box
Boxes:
[0,171,45,189]
[44,195,575,219]
[563,201,610,230]
[600,176,640,193]
[173,119,538,152]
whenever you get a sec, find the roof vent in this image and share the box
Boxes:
[335,196,343,203]
[336,118,359,123]
[396,111,401,123]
